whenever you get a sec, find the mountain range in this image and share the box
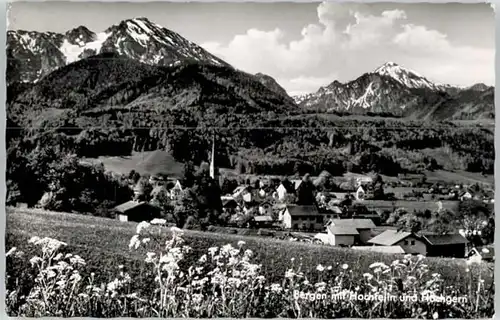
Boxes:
[293,62,494,121]
[6,17,229,85]
[6,18,494,122]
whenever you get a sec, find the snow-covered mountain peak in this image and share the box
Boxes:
[7,17,231,84]
[373,61,439,90]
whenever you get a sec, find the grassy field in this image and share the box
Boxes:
[81,151,185,178]
[6,208,494,318]
[6,208,492,289]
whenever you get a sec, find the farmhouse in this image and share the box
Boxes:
[368,230,427,255]
[280,205,323,231]
[327,219,376,244]
[422,233,469,258]
[113,200,161,223]
[325,225,359,246]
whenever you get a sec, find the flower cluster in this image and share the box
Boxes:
[5,230,494,319]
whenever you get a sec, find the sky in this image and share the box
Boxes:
[8,1,495,95]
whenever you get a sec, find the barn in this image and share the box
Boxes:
[422,233,469,258]
[113,200,161,223]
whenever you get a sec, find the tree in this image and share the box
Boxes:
[150,187,173,218]
[134,177,153,201]
[172,190,197,228]
[296,174,316,205]
[456,200,491,236]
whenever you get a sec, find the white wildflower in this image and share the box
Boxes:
[145,252,156,263]
[199,254,207,263]
[150,218,166,225]
[70,271,82,283]
[142,238,151,244]
[237,240,246,247]
[171,226,184,235]
[136,221,150,234]
[208,247,218,256]
[69,255,86,266]
[47,270,57,279]
[129,235,141,250]
[341,263,349,270]
[270,283,282,292]
[369,262,388,269]
[28,236,41,244]
[316,264,325,272]
[29,256,43,266]
[285,269,295,278]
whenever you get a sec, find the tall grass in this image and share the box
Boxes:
[6,219,494,318]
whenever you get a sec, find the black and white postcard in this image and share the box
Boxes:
[5,1,495,318]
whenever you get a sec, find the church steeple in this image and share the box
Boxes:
[209,133,216,179]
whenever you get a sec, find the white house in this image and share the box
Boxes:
[170,180,183,199]
[368,230,427,255]
[459,190,473,201]
[355,186,366,201]
[325,225,359,246]
[327,219,376,244]
[242,192,253,203]
[276,184,288,201]
[280,205,323,231]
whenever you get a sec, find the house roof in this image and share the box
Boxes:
[352,246,405,254]
[327,225,359,235]
[222,198,238,207]
[113,200,149,213]
[285,205,320,216]
[368,230,414,246]
[330,218,376,229]
[233,185,249,195]
[292,179,303,190]
[421,233,469,245]
[254,215,274,222]
[329,206,343,214]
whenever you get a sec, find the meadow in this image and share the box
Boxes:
[5,208,494,318]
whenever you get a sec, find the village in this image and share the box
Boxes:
[111,145,495,264]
